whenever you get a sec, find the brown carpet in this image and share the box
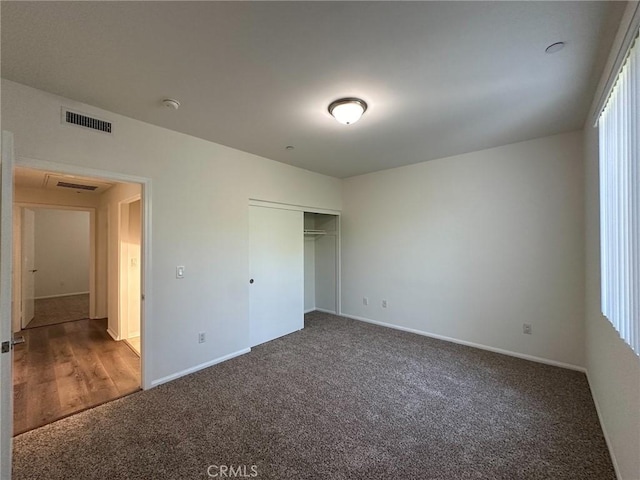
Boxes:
[12,312,614,479]
[25,294,90,329]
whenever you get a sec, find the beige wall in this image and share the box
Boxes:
[99,182,141,339]
[342,131,586,368]
[33,208,90,298]
[583,123,640,480]
[2,79,342,386]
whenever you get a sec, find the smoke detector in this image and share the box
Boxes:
[162,98,180,110]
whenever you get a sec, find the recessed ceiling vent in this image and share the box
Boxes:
[56,181,98,191]
[62,107,112,134]
[43,173,114,194]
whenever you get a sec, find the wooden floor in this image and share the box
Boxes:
[13,318,141,435]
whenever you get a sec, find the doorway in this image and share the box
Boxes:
[10,165,146,434]
[18,208,91,330]
[303,212,340,315]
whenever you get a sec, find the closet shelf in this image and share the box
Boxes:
[304,229,327,236]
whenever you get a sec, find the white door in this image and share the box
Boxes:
[21,208,35,327]
[249,206,303,347]
[1,131,15,478]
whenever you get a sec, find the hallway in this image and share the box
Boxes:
[13,318,140,435]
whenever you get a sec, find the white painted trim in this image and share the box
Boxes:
[150,348,251,388]
[15,156,153,390]
[304,308,315,314]
[1,131,16,479]
[16,156,151,186]
[140,180,152,390]
[249,199,341,216]
[585,373,622,480]
[106,328,120,341]
[340,313,587,373]
[35,291,89,300]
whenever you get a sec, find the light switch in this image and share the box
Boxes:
[176,266,185,279]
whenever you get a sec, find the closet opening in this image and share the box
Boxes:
[304,212,339,315]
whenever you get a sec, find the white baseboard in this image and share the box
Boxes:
[340,313,586,373]
[106,328,119,341]
[304,308,315,314]
[314,308,338,314]
[586,373,622,480]
[150,348,251,388]
[35,291,90,300]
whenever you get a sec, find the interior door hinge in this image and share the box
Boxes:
[1,341,9,353]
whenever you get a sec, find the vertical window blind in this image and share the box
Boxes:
[598,29,640,356]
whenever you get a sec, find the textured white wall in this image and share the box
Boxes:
[33,209,90,298]
[315,235,337,312]
[3,79,342,386]
[304,238,316,312]
[342,131,585,367]
[304,213,316,312]
[584,124,640,480]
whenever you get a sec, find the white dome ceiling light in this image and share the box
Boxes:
[328,98,368,125]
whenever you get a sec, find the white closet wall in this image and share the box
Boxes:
[304,213,338,314]
[304,215,316,312]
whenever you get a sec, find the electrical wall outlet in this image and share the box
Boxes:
[198,332,206,343]
[523,323,532,335]
[363,297,369,306]
[382,299,388,308]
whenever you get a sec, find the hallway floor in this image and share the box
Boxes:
[13,318,140,435]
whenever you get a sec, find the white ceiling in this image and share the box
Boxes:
[1,1,624,178]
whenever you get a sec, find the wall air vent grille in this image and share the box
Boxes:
[62,108,112,134]
[56,181,98,191]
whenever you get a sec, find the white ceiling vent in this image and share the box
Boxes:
[61,107,112,134]
[43,173,114,194]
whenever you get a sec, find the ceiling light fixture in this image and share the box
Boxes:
[545,42,565,54]
[328,98,367,125]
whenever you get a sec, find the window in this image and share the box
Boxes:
[598,29,640,356]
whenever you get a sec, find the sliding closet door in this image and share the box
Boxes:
[249,206,303,347]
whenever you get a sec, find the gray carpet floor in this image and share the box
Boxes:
[26,293,90,329]
[12,312,614,479]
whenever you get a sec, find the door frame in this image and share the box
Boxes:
[1,132,15,480]
[14,156,153,390]
[12,204,97,332]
